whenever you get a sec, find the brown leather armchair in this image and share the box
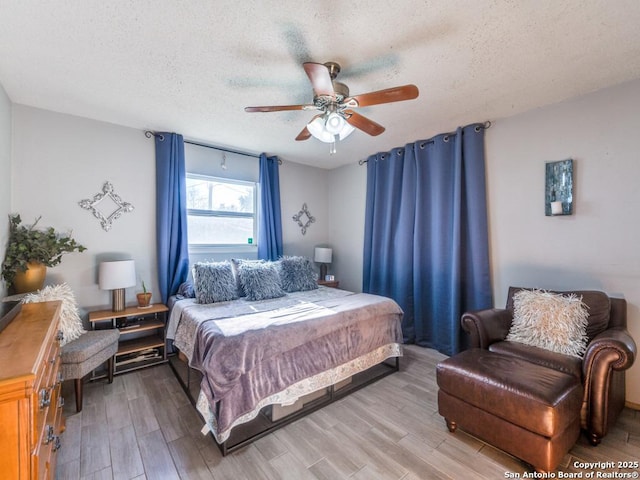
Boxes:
[461,287,636,446]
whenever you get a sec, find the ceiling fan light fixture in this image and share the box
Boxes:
[325,112,345,135]
[336,121,355,140]
[307,113,355,145]
[307,115,334,143]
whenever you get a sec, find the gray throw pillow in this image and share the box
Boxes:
[193,261,239,304]
[279,256,318,292]
[231,258,265,297]
[238,261,285,301]
[177,280,195,298]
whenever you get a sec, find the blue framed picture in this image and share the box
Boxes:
[545,159,573,216]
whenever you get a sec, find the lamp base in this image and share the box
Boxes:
[319,264,328,281]
[112,288,126,312]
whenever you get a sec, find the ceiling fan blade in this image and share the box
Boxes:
[296,114,323,141]
[344,84,419,108]
[303,62,335,98]
[295,126,311,141]
[344,110,385,136]
[245,104,312,112]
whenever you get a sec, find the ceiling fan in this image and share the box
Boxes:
[245,62,419,153]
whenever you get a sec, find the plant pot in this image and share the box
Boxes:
[12,262,47,294]
[136,292,152,308]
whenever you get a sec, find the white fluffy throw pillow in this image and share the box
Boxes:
[506,289,589,358]
[22,283,86,346]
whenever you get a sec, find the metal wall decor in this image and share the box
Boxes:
[79,181,135,231]
[545,159,574,216]
[292,203,315,235]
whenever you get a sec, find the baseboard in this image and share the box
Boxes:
[625,400,640,411]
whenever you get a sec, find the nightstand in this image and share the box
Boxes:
[318,280,340,288]
[88,303,168,375]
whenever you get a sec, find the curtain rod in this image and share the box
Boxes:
[144,131,282,164]
[357,121,492,165]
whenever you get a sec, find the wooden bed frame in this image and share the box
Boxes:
[168,350,400,455]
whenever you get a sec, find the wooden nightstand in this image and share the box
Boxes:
[88,303,168,375]
[318,280,340,288]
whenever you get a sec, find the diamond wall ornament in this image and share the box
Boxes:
[292,203,315,235]
[79,181,134,231]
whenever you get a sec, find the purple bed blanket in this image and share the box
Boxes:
[190,292,403,438]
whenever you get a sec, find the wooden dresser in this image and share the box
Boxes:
[0,301,65,479]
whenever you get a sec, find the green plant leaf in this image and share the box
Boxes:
[2,214,87,287]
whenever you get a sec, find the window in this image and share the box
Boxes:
[186,174,257,246]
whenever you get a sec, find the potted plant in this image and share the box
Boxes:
[136,280,152,308]
[2,214,87,294]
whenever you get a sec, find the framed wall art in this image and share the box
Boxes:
[545,159,573,216]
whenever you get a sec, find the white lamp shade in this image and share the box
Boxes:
[98,260,136,290]
[325,112,345,135]
[314,247,333,264]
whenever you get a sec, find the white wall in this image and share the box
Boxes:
[327,162,367,292]
[279,160,329,259]
[12,106,156,319]
[0,83,11,298]
[487,78,640,405]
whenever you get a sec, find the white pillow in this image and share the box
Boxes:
[506,289,589,358]
[22,283,86,346]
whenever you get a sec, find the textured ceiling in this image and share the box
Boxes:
[2,1,640,169]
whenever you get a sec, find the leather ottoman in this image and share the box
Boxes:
[436,348,583,472]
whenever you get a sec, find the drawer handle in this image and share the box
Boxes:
[53,435,62,452]
[56,330,64,342]
[44,425,54,445]
[58,396,65,408]
[39,388,51,409]
[57,371,64,384]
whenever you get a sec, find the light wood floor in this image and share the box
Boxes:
[56,345,640,479]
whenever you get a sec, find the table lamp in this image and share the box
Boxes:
[314,247,333,281]
[99,260,136,312]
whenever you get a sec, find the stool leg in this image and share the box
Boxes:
[107,356,114,384]
[74,378,83,412]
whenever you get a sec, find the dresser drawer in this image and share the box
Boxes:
[33,369,63,480]
[33,417,61,480]
[34,337,61,450]
[33,430,53,479]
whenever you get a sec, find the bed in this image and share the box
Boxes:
[166,258,403,454]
